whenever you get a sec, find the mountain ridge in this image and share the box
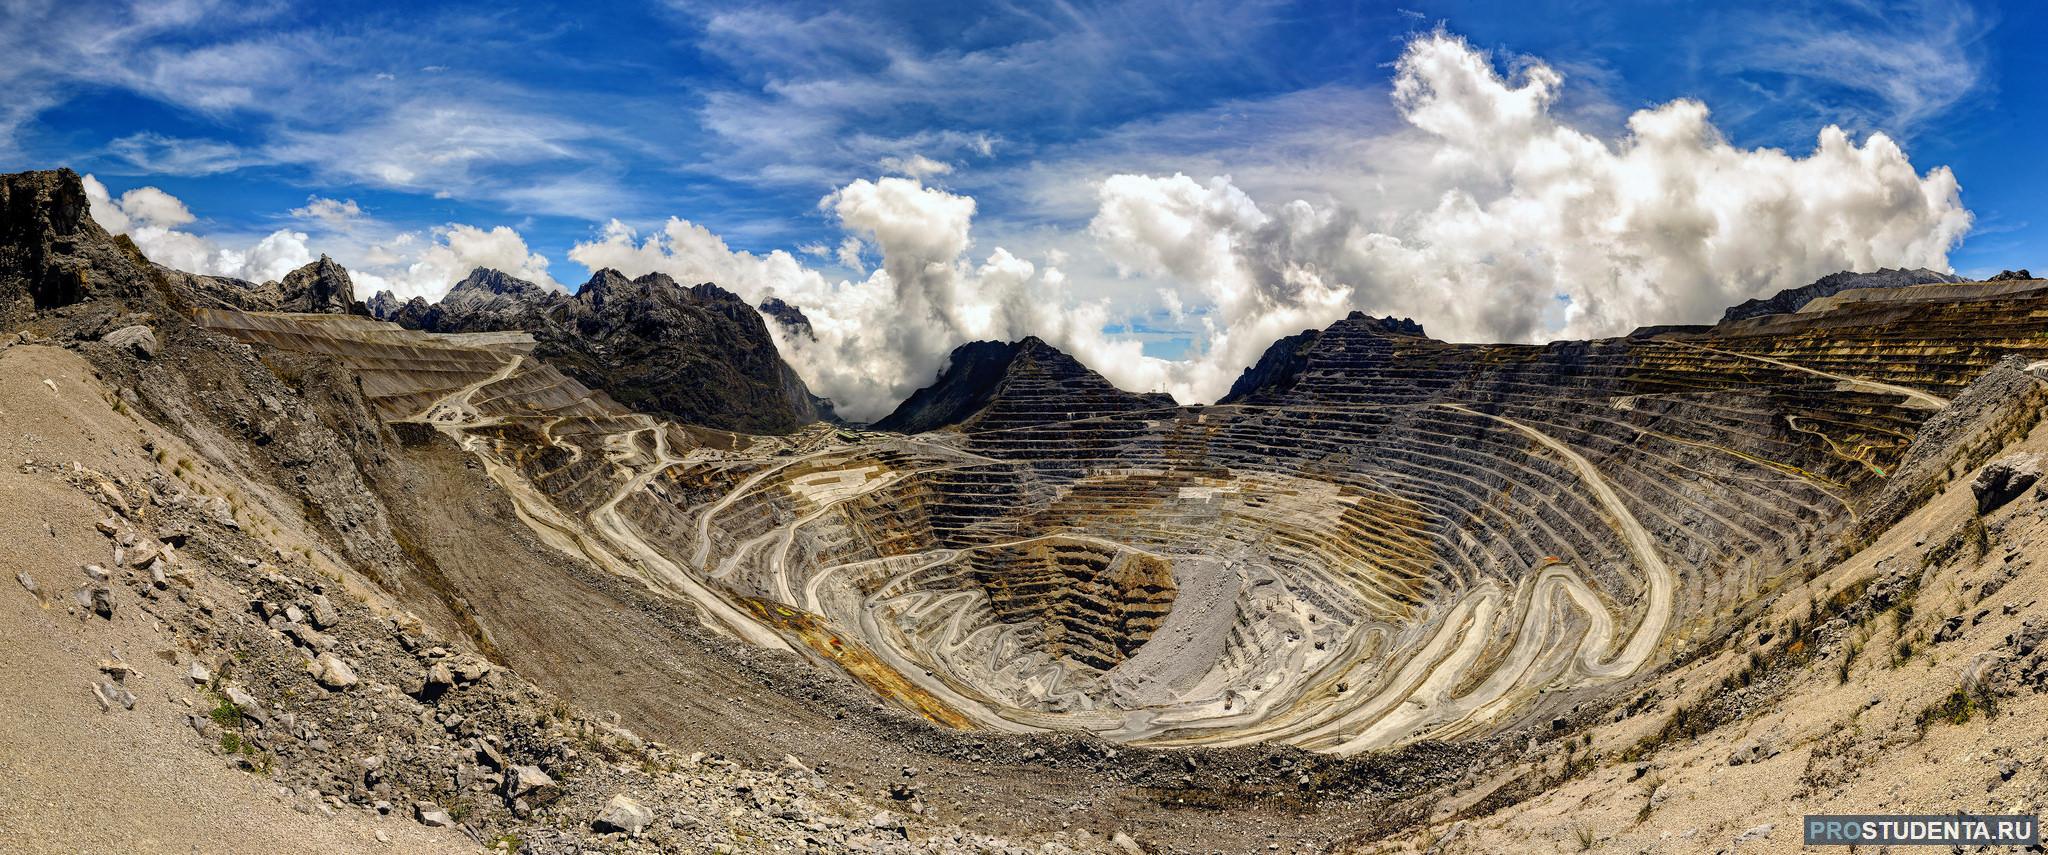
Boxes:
[372,266,834,434]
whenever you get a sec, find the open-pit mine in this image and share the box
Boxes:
[195,272,2048,755]
[15,164,2048,853]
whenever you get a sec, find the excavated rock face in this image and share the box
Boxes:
[874,337,1175,433]
[400,267,832,434]
[0,169,152,328]
[160,267,283,312]
[278,255,367,315]
[1720,267,1963,322]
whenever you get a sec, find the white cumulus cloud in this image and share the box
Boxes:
[81,27,1977,428]
[84,174,557,303]
[85,174,314,283]
[1080,30,1972,402]
[564,26,1970,419]
[350,223,561,303]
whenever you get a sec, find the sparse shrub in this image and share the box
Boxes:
[207,693,243,729]
[1572,821,1598,851]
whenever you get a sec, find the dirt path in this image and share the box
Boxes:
[1671,339,1949,411]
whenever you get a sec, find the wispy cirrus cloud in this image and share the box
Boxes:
[1713,0,1992,141]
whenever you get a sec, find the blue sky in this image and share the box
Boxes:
[4,0,2037,415]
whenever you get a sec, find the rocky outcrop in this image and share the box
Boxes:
[1974,452,2045,514]
[1720,268,1963,322]
[0,169,157,329]
[100,324,159,358]
[277,255,367,315]
[158,268,284,312]
[873,336,1174,433]
[365,290,401,319]
[1989,269,2035,281]
[399,267,832,434]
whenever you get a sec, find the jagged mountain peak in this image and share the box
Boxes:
[276,255,368,315]
[1339,311,1429,337]
[758,296,813,340]
[874,336,1173,434]
[453,266,551,298]
[396,266,831,433]
[1222,312,1431,404]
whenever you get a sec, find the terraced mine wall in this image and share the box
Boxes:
[192,277,2048,758]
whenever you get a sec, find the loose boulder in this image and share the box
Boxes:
[314,652,358,690]
[504,764,559,805]
[100,325,158,358]
[592,794,653,835]
[414,802,454,828]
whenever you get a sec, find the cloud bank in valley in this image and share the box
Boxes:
[86,31,1974,423]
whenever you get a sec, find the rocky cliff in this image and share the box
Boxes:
[0,168,158,327]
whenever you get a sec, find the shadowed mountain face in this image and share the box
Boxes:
[874,336,1177,434]
[377,267,834,434]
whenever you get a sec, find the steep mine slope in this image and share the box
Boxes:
[372,267,833,434]
[874,336,1177,433]
[1355,411,2048,855]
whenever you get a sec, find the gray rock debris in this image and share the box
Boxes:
[15,571,36,597]
[87,584,114,619]
[100,325,159,358]
[593,794,654,835]
[1973,452,2045,514]
[1726,738,1778,766]
[92,680,136,712]
[224,686,266,725]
